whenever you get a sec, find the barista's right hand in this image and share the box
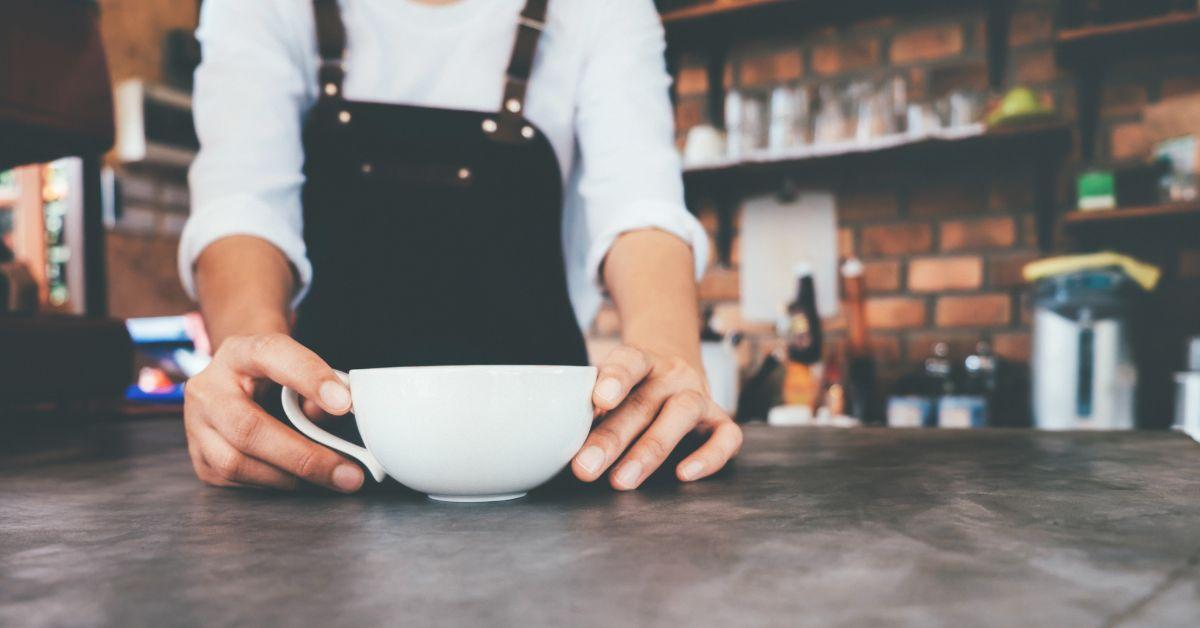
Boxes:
[183,333,365,493]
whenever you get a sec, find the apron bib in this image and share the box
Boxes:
[294,0,588,370]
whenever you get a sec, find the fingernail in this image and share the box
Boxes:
[680,460,705,481]
[332,464,363,492]
[576,446,605,475]
[319,380,351,411]
[614,460,643,489]
[595,378,622,404]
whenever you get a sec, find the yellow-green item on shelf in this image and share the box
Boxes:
[1023,252,1161,291]
[987,86,1055,128]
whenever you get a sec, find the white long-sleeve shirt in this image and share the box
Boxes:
[179,0,708,328]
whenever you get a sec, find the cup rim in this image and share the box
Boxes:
[348,364,597,375]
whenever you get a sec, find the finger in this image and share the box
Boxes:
[592,345,652,412]
[302,398,333,422]
[221,334,351,416]
[572,374,682,482]
[609,390,709,490]
[195,424,299,490]
[208,396,364,493]
[675,420,743,483]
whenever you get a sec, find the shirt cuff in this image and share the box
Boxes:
[177,195,313,309]
[584,199,710,293]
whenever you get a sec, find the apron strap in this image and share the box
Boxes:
[484,0,549,142]
[313,0,347,100]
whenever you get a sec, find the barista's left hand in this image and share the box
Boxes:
[572,345,742,490]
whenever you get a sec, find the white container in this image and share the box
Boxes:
[1175,372,1200,442]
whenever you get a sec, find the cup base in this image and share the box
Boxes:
[428,492,527,503]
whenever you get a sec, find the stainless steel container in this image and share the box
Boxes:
[1032,269,1138,430]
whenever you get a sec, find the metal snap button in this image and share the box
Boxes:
[521,126,535,139]
[482,118,498,134]
[457,168,471,180]
[324,83,339,97]
[361,163,373,175]
[338,111,352,124]
[505,98,522,113]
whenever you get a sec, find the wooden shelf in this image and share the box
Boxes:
[684,122,1072,192]
[663,0,1003,49]
[1056,12,1200,65]
[1063,201,1200,228]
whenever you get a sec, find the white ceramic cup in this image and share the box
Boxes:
[281,365,597,502]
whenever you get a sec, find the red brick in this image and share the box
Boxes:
[863,260,901,293]
[674,98,705,134]
[1100,83,1148,118]
[1162,75,1200,98]
[865,297,927,329]
[1180,250,1200,278]
[699,266,739,301]
[908,256,984,292]
[993,332,1032,362]
[869,334,903,364]
[909,178,986,217]
[860,223,933,257]
[940,217,1016,251]
[988,251,1039,288]
[812,39,881,76]
[1110,122,1150,161]
[935,294,1011,327]
[838,227,856,258]
[837,186,900,222]
[1009,9,1055,47]
[1020,213,1038,248]
[890,24,964,65]
[738,48,804,87]
[676,64,709,97]
[1015,49,1057,84]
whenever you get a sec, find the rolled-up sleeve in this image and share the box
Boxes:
[178,0,315,308]
[573,0,709,291]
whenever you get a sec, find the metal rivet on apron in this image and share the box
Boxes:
[481,118,498,134]
[361,163,373,175]
[338,111,352,124]
[505,98,522,113]
[521,126,535,139]
[457,168,471,180]
[324,83,339,97]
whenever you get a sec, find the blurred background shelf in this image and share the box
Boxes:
[1054,11,1200,161]
[684,122,1072,263]
[1055,12,1200,65]
[684,122,1071,189]
[1062,201,1200,243]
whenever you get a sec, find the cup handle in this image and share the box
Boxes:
[279,370,386,482]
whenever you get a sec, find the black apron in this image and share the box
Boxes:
[293,0,588,370]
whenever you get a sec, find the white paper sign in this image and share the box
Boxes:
[738,192,840,322]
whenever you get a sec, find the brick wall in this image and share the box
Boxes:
[589,0,1200,389]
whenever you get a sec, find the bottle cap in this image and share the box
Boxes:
[793,261,813,278]
[841,257,864,277]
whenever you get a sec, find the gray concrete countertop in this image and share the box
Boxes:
[2,418,1199,627]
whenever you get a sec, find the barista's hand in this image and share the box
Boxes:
[572,345,742,490]
[183,333,365,493]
